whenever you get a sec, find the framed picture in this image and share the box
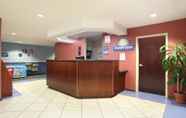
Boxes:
[78,46,81,56]
[1,52,8,57]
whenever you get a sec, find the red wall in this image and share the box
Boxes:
[55,39,86,60]
[125,18,186,96]
[100,35,136,91]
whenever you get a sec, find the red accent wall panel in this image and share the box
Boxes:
[126,18,186,96]
[55,39,86,60]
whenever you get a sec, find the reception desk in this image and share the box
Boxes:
[47,60,127,98]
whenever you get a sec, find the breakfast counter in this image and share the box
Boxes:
[47,60,127,98]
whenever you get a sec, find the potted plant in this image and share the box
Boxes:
[160,43,186,104]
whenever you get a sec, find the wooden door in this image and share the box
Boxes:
[139,36,165,95]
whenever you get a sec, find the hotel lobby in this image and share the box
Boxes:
[0,0,186,118]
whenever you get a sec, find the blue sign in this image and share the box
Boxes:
[113,45,134,51]
[102,47,109,55]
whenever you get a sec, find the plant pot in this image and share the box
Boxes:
[174,93,186,104]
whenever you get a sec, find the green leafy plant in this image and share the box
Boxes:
[160,43,186,93]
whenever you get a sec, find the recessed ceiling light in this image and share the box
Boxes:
[56,37,75,44]
[150,13,157,18]
[37,14,45,18]
[11,32,16,36]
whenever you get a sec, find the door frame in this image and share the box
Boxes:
[135,33,168,97]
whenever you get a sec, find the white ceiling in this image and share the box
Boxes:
[0,0,186,46]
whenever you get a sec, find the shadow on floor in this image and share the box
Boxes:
[13,75,46,83]
[120,91,186,118]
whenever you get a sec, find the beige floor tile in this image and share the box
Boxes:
[0,103,30,112]
[26,103,47,111]
[39,111,61,118]
[44,103,63,112]
[0,79,178,118]
[82,102,102,118]
[18,111,41,118]
[33,97,52,104]
[51,98,67,105]
[0,112,21,118]
[100,105,124,118]
[62,110,81,118]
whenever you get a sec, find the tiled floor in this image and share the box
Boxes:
[0,77,186,118]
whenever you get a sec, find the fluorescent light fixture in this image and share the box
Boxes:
[37,14,45,18]
[118,38,129,46]
[150,13,157,18]
[11,32,16,36]
[56,37,75,43]
[15,41,23,44]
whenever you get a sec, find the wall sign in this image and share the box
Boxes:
[119,52,126,61]
[102,47,109,55]
[113,45,134,51]
[104,35,111,44]
[22,48,34,56]
[1,52,8,57]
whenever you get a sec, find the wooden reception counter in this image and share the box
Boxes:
[47,60,127,98]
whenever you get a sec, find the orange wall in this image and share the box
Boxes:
[55,39,86,60]
[125,18,186,96]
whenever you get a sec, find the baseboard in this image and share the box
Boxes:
[125,88,136,92]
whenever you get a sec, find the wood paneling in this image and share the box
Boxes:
[1,60,12,97]
[0,18,2,99]
[47,60,127,98]
[115,71,127,94]
[47,61,77,96]
[78,61,114,97]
